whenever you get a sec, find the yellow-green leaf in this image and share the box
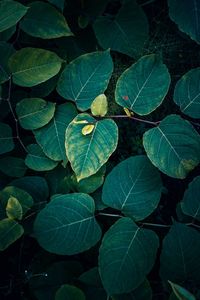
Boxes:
[91,94,108,117]
[6,196,23,220]
[82,124,95,135]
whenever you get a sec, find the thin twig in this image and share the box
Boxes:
[103,115,160,126]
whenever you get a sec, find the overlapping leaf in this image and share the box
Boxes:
[20,1,73,39]
[143,114,200,179]
[173,68,200,119]
[99,217,159,295]
[65,113,118,181]
[0,218,24,251]
[93,0,149,57]
[57,50,113,111]
[0,122,14,154]
[34,193,102,255]
[102,156,163,220]
[34,103,77,162]
[9,47,63,87]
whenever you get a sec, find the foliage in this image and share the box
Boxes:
[0,0,200,299]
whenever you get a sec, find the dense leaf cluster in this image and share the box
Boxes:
[0,0,200,299]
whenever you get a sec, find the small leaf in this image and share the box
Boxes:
[34,193,102,255]
[173,68,200,119]
[181,176,200,221]
[55,284,85,300]
[82,124,95,135]
[168,281,196,300]
[91,94,108,117]
[57,50,113,111]
[0,0,28,32]
[20,1,73,39]
[9,47,63,87]
[25,144,59,171]
[0,186,33,216]
[0,41,15,84]
[0,122,14,154]
[99,217,159,294]
[115,54,171,115]
[34,103,77,162]
[66,113,118,181]
[16,98,56,130]
[143,114,200,179]
[123,107,132,117]
[6,196,23,220]
[0,218,24,251]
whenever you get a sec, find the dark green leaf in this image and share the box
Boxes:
[0,218,24,251]
[0,42,15,84]
[0,156,27,177]
[55,284,85,300]
[0,122,14,154]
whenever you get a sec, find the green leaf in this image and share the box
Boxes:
[0,186,33,216]
[57,50,113,111]
[79,267,102,287]
[6,196,23,220]
[10,176,49,205]
[112,279,152,300]
[66,113,118,181]
[181,176,200,221]
[16,98,55,130]
[0,122,14,154]
[102,155,162,221]
[20,1,73,39]
[34,103,77,162]
[34,193,102,255]
[55,284,85,300]
[25,144,59,171]
[173,68,200,119]
[99,217,159,295]
[168,0,200,44]
[45,165,71,195]
[71,165,106,194]
[143,114,200,179]
[9,47,63,87]
[0,0,28,32]
[47,0,65,11]
[0,42,15,84]
[0,218,24,250]
[93,0,149,58]
[115,54,171,115]
[160,222,200,284]
[0,25,16,41]
[168,281,196,300]
[91,94,108,117]
[0,156,27,178]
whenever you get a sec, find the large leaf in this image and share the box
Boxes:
[160,222,200,284]
[20,1,73,39]
[16,98,56,130]
[66,113,118,181]
[93,0,149,58]
[0,186,33,216]
[0,0,28,32]
[25,144,59,171]
[9,47,63,87]
[115,54,171,115]
[57,50,113,111]
[47,0,65,11]
[112,279,152,300]
[102,156,162,220]
[0,156,27,178]
[0,42,15,84]
[168,0,200,44]
[34,193,102,255]
[143,114,200,179]
[173,68,200,119]
[99,217,159,295]
[0,218,24,251]
[0,122,14,154]
[34,103,77,162]
[181,176,200,221]
[55,284,85,300]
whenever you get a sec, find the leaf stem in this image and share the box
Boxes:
[98,212,122,218]
[103,114,160,126]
